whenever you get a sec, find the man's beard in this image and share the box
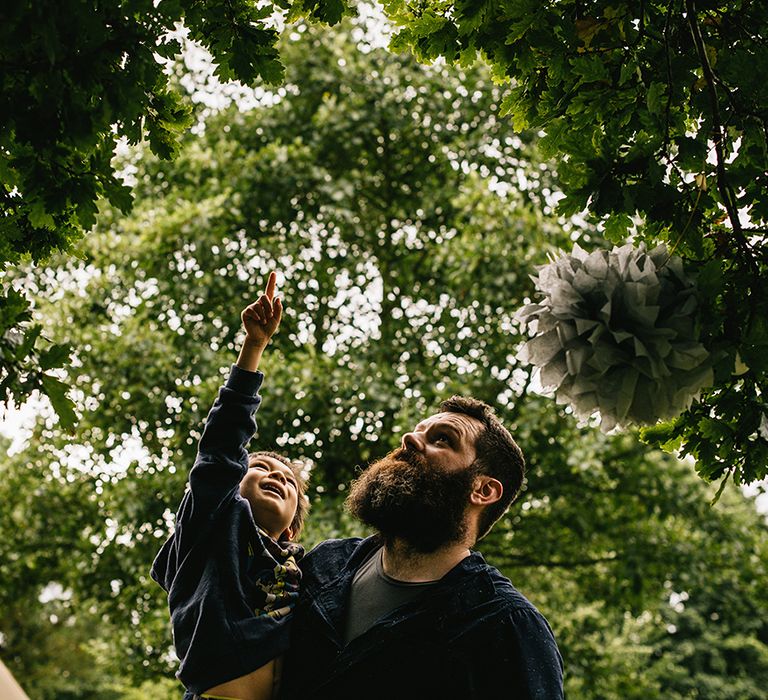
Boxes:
[345,447,477,553]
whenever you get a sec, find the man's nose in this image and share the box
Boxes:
[270,471,287,484]
[401,431,424,452]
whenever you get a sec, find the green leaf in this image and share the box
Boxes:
[0,289,33,330]
[455,0,493,34]
[698,416,731,443]
[539,118,568,158]
[27,203,56,230]
[646,82,666,116]
[619,61,639,86]
[603,213,633,244]
[677,136,707,169]
[105,181,134,214]
[499,87,531,131]
[17,325,42,359]
[257,57,285,86]
[710,470,731,505]
[76,198,99,231]
[695,259,724,297]
[39,343,72,371]
[570,55,610,84]
[741,315,768,372]
[39,374,78,431]
[640,419,683,453]
[287,0,349,24]
[312,0,348,25]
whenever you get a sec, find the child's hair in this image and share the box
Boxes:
[248,451,310,540]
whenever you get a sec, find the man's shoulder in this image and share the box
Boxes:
[464,553,547,617]
[488,564,538,610]
[304,535,368,562]
[459,555,561,656]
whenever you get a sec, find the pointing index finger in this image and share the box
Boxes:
[265,271,277,301]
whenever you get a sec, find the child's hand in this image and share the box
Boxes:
[241,271,283,348]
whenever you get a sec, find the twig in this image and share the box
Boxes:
[710,468,731,505]
[668,185,704,257]
[497,553,620,569]
[684,1,742,238]
[661,0,676,156]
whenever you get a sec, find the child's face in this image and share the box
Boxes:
[240,455,299,540]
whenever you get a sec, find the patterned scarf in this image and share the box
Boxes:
[248,527,304,619]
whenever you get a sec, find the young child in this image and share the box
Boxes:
[151,272,309,700]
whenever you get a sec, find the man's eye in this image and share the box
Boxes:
[434,435,450,445]
[251,463,268,471]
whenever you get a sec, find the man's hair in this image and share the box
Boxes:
[248,451,310,540]
[439,396,525,541]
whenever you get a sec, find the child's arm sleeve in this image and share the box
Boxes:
[187,364,263,515]
[151,365,263,590]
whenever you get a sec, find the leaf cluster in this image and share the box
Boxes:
[0,286,76,429]
[0,0,352,428]
[383,0,768,484]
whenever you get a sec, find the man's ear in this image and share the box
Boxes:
[470,475,503,506]
[281,525,295,542]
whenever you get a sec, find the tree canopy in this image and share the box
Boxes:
[1,0,350,429]
[2,19,767,698]
[5,1,768,489]
[384,0,768,487]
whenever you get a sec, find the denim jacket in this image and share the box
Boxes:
[280,535,564,699]
[151,366,302,695]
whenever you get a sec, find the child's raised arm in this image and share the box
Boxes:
[192,269,283,474]
[151,272,283,590]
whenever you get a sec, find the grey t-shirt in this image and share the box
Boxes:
[343,547,439,645]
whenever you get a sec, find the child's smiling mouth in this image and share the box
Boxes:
[260,482,286,499]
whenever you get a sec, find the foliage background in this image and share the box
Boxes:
[384,0,768,488]
[2,6,768,699]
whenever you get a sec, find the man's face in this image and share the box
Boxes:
[401,412,481,472]
[239,455,299,540]
[345,412,483,553]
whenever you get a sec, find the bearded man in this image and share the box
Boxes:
[279,396,564,699]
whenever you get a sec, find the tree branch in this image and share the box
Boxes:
[495,553,620,569]
[661,0,676,157]
[685,0,743,238]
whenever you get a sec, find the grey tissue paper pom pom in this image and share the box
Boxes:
[516,243,713,432]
